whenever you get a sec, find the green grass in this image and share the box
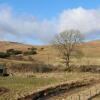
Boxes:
[0,76,61,100]
[0,72,100,100]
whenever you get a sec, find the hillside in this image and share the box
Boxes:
[0,40,100,56]
[82,40,100,57]
[0,40,100,66]
[0,41,33,52]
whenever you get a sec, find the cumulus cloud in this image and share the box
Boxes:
[57,7,100,34]
[0,5,57,43]
[0,5,100,44]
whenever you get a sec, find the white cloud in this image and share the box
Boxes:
[0,5,100,44]
[57,7,100,34]
[0,5,56,43]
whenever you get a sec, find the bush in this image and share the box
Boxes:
[8,62,53,73]
[3,73,9,76]
[28,47,37,51]
[24,47,37,55]
[6,49,14,53]
[41,47,44,50]
[30,47,37,51]
[79,65,100,72]
[0,52,10,58]
[6,49,22,55]
[32,64,52,73]
[23,51,37,55]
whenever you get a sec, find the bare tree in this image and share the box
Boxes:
[52,29,84,70]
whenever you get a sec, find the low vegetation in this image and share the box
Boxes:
[0,47,37,59]
[0,52,10,58]
[0,72,100,100]
[24,47,37,55]
[0,49,22,58]
[0,39,100,100]
[7,62,53,73]
[7,49,22,55]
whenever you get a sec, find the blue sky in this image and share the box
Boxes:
[0,0,100,20]
[0,0,100,44]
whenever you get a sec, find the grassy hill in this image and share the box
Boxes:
[0,41,33,52]
[0,41,100,100]
[0,40,100,56]
[0,41,57,63]
[82,40,100,57]
[0,40,100,72]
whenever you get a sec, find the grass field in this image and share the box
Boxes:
[0,75,61,100]
[0,72,100,100]
[0,41,100,100]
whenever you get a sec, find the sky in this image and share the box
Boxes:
[0,0,100,45]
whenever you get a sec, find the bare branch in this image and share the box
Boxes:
[52,29,84,70]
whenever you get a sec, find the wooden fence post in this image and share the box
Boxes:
[89,90,91,97]
[78,94,81,100]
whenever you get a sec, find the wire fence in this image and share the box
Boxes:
[65,83,100,100]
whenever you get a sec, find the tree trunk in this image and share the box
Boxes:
[65,55,70,71]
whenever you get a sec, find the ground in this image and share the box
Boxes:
[0,40,100,100]
[92,95,100,100]
[0,72,100,100]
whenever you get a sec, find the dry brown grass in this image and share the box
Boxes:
[0,41,100,100]
[0,40,100,67]
[0,72,100,100]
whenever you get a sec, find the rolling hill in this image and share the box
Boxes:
[0,40,100,56]
[0,40,100,66]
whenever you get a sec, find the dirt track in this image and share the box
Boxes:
[18,79,100,100]
[45,84,95,100]
[41,81,100,100]
[91,94,100,100]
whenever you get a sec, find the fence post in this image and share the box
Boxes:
[78,94,81,100]
[70,96,72,100]
[95,86,98,94]
[89,90,91,97]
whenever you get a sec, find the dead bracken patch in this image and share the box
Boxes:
[0,87,9,95]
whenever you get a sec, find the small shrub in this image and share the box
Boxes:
[79,65,100,72]
[6,49,22,55]
[31,47,37,51]
[28,47,37,51]
[32,64,52,73]
[23,47,37,55]
[40,47,44,51]
[8,62,53,73]
[3,73,9,76]
[0,52,10,58]
[23,51,37,55]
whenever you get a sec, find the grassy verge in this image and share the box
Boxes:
[0,72,100,100]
